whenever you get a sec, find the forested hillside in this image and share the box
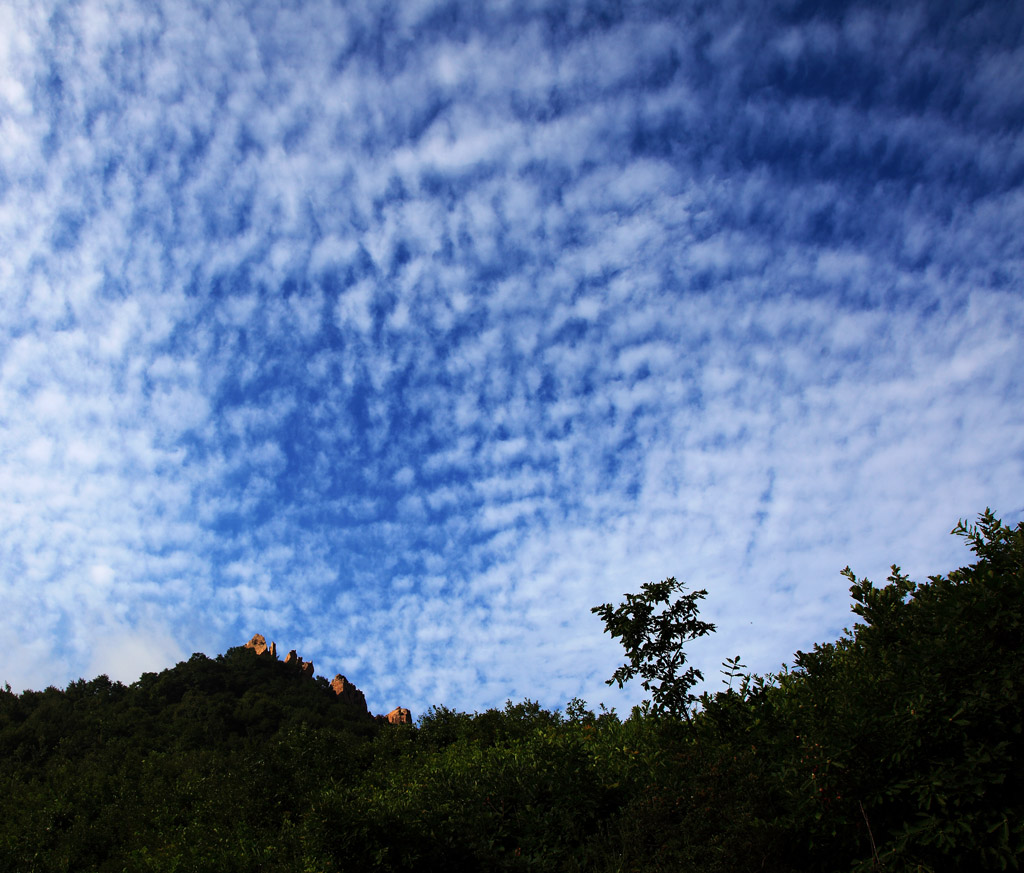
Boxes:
[2,510,1021,872]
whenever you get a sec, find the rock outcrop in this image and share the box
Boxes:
[244,633,277,658]
[385,707,412,725]
[283,649,314,678]
[330,674,369,713]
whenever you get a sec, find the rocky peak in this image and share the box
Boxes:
[330,674,368,713]
[244,633,277,658]
[384,707,412,725]
[283,649,314,678]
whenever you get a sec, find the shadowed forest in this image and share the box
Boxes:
[1,511,1021,872]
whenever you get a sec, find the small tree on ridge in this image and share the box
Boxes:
[592,575,716,722]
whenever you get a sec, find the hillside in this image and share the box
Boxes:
[1,510,1021,872]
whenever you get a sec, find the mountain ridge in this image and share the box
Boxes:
[243,632,411,724]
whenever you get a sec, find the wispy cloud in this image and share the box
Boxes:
[1,0,1022,714]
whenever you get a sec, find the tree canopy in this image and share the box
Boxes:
[591,575,715,720]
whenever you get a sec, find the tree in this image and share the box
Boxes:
[592,576,716,721]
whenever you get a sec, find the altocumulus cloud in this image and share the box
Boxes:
[1,0,1022,714]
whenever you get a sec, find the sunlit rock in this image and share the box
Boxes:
[244,633,277,657]
[385,707,412,725]
[330,674,369,713]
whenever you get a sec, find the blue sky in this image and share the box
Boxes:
[1,0,1022,716]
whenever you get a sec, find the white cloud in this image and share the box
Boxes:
[335,278,375,335]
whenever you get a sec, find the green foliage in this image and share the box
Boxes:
[0,645,377,872]
[592,575,716,719]
[686,508,1024,872]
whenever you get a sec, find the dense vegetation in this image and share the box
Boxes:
[1,510,1021,871]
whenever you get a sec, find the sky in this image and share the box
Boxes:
[1,0,1022,717]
